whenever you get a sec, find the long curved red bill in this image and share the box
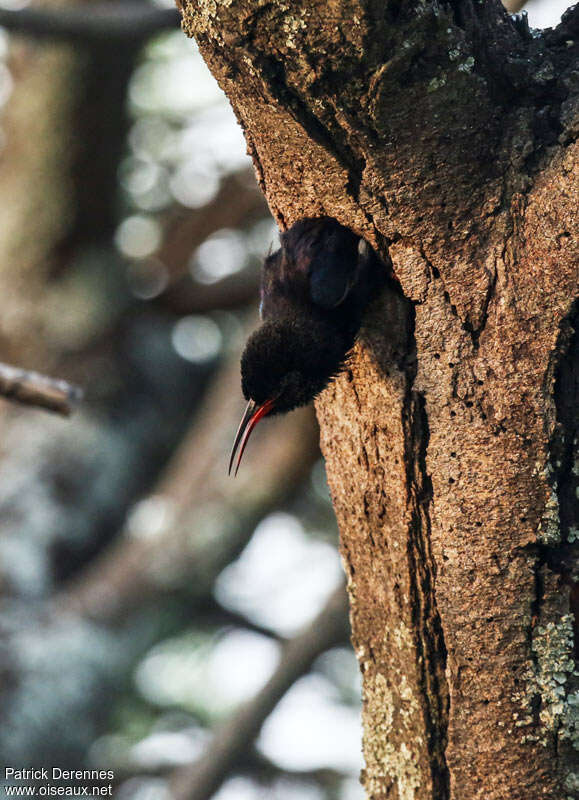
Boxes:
[228,398,274,476]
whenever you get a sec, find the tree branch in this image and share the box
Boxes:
[194,595,284,641]
[0,361,82,416]
[169,583,350,800]
[0,3,180,45]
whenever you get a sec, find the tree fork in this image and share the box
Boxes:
[177,0,579,797]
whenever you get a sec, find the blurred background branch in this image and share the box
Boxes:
[170,583,350,800]
[0,3,180,44]
[0,361,82,415]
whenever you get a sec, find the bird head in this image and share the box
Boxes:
[229,318,348,475]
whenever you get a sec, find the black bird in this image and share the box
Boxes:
[229,216,386,475]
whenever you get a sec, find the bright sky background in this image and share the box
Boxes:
[525,0,571,28]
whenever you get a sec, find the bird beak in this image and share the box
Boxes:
[228,398,275,476]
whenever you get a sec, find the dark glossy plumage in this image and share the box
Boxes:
[229,217,386,474]
[241,316,346,413]
[244,217,385,411]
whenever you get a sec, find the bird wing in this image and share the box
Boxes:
[260,219,367,320]
[281,218,361,310]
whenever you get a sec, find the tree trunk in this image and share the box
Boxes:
[177,1,579,797]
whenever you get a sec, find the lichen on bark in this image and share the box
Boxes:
[362,669,423,800]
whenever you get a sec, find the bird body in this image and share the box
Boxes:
[260,217,378,334]
[229,217,386,474]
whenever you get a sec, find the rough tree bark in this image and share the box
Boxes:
[177,1,578,798]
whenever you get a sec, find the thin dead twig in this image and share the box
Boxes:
[0,361,82,416]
